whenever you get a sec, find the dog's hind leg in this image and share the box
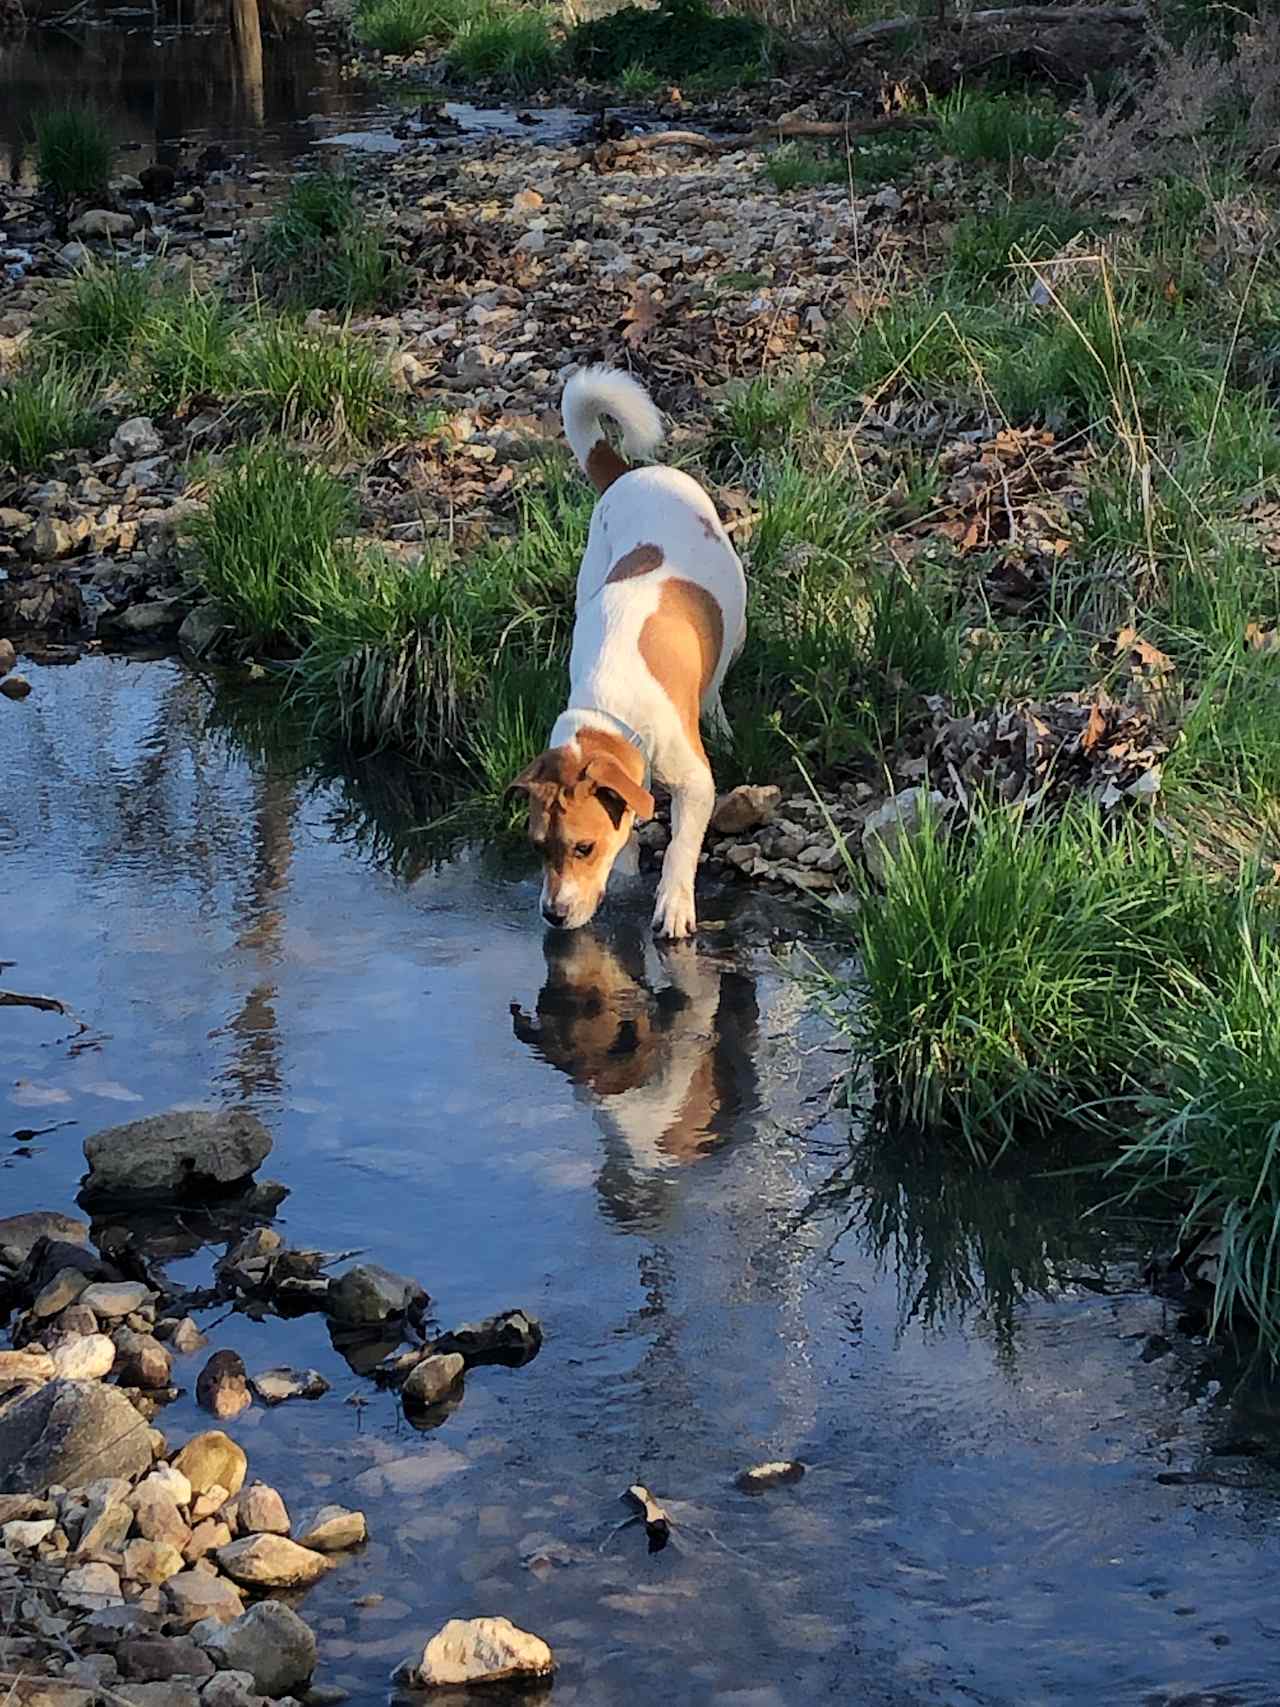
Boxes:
[703,688,733,747]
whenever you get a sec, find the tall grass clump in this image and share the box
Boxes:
[236,317,401,441]
[183,447,357,651]
[352,0,471,52]
[1117,909,1280,1349]
[445,7,560,89]
[0,361,102,473]
[565,0,769,79]
[933,90,1068,163]
[32,107,114,198]
[43,261,155,365]
[140,290,243,411]
[249,173,406,312]
[818,802,1221,1159]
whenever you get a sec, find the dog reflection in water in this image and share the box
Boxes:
[510,927,758,1173]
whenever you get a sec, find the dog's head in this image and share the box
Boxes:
[506,731,654,931]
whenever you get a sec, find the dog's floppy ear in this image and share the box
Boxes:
[584,757,656,827]
[504,753,557,806]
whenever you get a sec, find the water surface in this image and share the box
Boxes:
[6,654,1280,1705]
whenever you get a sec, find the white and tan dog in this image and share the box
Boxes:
[506,366,747,939]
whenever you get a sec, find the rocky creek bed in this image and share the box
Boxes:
[7,653,1280,1705]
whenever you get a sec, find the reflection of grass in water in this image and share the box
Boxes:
[806,1129,1140,1357]
[200,673,482,882]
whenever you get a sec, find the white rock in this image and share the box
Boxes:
[2,1518,57,1548]
[52,1334,116,1381]
[400,1618,554,1689]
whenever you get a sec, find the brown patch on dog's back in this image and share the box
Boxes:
[586,439,629,494]
[605,543,664,584]
[639,578,724,752]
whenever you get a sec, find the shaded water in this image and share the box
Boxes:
[0,0,595,185]
[7,654,1280,1705]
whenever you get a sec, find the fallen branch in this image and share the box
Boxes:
[837,1,1148,48]
[0,990,66,1015]
[605,114,938,158]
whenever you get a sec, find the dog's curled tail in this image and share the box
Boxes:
[562,365,665,494]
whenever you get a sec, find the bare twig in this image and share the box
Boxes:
[0,991,66,1016]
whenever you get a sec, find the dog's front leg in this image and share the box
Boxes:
[653,761,715,939]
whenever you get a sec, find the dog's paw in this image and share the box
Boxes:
[653,883,697,939]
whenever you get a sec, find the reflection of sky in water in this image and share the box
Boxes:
[6,654,1280,1706]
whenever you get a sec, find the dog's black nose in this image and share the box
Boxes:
[542,903,569,928]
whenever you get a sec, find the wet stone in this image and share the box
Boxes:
[82,1109,272,1201]
[248,1368,328,1406]
[171,1431,247,1498]
[293,1506,366,1554]
[325,1264,427,1327]
[80,1283,151,1320]
[402,1353,465,1408]
[196,1352,251,1420]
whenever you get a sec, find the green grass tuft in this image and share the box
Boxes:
[618,60,663,99]
[249,173,406,313]
[566,0,769,80]
[817,802,1227,1160]
[31,107,114,199]
[933,89,1068,163]
[445,7,560,89]
[140,290,244,413]
[183,446,358,652]
[1117,908,1280,1349]
[43,261,155,364]
[352,0,472,52]
[236,317,401,442]
[0,360,103,473]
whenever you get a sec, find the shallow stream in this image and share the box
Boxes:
[7,655,1280,1706]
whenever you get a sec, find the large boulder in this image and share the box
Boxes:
[0,1212,89,1269]
[199,1601,316,1697]
[82,1110,271,1201]
[0,1380,152,1493]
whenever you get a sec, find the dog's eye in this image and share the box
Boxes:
[573,841,595,859]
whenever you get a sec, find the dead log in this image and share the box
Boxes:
[604,114,938,159]
[837,1,1148,49]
